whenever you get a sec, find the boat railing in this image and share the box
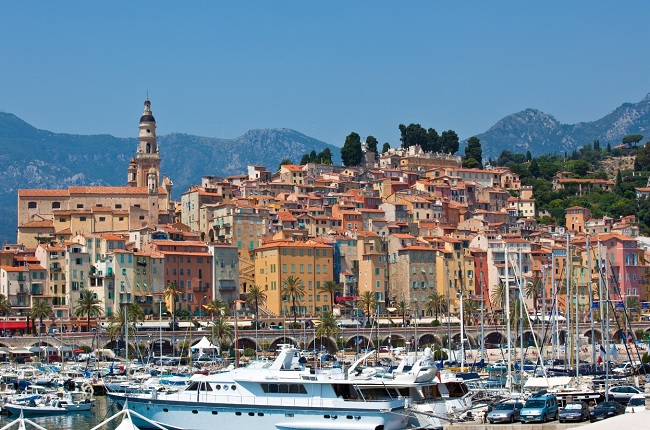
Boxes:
[157,392,404,408]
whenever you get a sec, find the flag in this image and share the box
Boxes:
[357,337,363,345]
[610,344,618,360]
[598,345,606,364]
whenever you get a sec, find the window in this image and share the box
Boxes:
[99,217,106,222]
[80,216,87,222]
[28,202,38,209]
[52,202,61,209]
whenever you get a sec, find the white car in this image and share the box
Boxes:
[625,393,646,413]
[606,385,643,402]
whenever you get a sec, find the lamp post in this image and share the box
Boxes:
[158,300,163,360]
[233,299,245,368]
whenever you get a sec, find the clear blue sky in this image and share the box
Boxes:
[1,1,649,148]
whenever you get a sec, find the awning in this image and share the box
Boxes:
[0,321,30,329]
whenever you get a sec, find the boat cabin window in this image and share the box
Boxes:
[260,383,307,394]
[187,381,200,391]
[446,382,468,398]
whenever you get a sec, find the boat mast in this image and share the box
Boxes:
[587,234,596,370]
[479,272,485,360]
[551,253,558,361]
[565,234,570,370]
[519,248,524,387]
[505,244,512,388]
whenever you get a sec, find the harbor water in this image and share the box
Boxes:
[0,396,120,430]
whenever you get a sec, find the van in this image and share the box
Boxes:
[520,393,558,423]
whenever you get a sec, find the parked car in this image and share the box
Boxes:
[558,401,590,423]
[605,385,643,402]
[486,401,524,423]
[520,394,558,423]
[378,346,390,353]
[589,401,625,422]
[625,394,646,414]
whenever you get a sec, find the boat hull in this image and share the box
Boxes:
[111,394,408,430]
[3,404,68,417]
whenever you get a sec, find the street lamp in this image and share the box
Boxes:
[233,299,245,368]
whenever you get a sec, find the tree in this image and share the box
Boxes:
[426,128,440,152]
[439,130,459,154]
[490,282,509,310]
[245,285,267,322]
[606,142,611,152]
[31,300,53,334]
[622,134,644,146]
[463,136,483,168]
[164,281,182,329]
[205,299,227,319]
[462,299,480,326]
[317,148,333,164]
[381,142,391,154]
[107,306,137,340]
[524,278,544,315]
[425,291,446,320]
[593,140,600,151]
[299,154,310,165]
[399,124,428,149]
[634,142,650,171]
[278,158,293,171]
[318,281,341,312]
[356,291,377,323]
[395,299,410,327]
[281,275,306,323]
[0,294,12,317]
[341,132,363,166]
[365,135,378,154]
[74,290,104,332]
[212,315,234,351]
[315,312,340,349]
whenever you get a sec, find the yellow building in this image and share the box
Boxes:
[253,240,334,316]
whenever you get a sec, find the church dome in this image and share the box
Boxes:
[140,114,155,123]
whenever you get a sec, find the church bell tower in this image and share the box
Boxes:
[133,97,161,188]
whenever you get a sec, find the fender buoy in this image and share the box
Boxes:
[81,381,94,398]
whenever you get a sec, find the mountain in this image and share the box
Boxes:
[0,113,339,244]
[475,94,650,160]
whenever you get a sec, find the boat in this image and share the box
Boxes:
[3,398,68,417]
[109,345,410,430]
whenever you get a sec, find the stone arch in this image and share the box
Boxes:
[270,337,297,351]
[310,337,337,352]
[0,341,9,348]
[516,331,536,347]
[484,331,505,346]
[612,329,626,344]
[151,339,174,355]
[103,339,137,356]
[345,335,371,350]
[382,334,405,348]
[233,337,256,351]
[419,333,441,347]
[209,229,215,243]
[583,329,603,343]
[200,232,206,242]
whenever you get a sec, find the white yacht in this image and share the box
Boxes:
[109,346,410,430]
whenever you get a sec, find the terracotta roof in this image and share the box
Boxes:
[18,189,69,197]
[19,220,54,228]
[68,186,164,195]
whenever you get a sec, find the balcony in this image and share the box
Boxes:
[30,286,43,295]
[218,280,236,291]
[17,275,26,281]
[50,266,61,272]
[136,261,147,267]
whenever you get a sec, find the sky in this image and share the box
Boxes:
[1,1,650,148]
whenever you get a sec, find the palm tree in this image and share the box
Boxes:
[164,281,182,329]
[395,299,409,327]
[205,299,227,319]
[318,281,341,312]
[31,300,53,334]
[0,294,12,317]
[245,285,267,324]
[212,315,234,352]
[356,291,377,326]
[626,296,641,322]
[425,291,446,320]
[281,276,305,324]
[462,298,480,326]
[315,312,341,351]
[74,290,103,332]
[107,303,145,340]
[490,281,509,310]
[524,278,544,315]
